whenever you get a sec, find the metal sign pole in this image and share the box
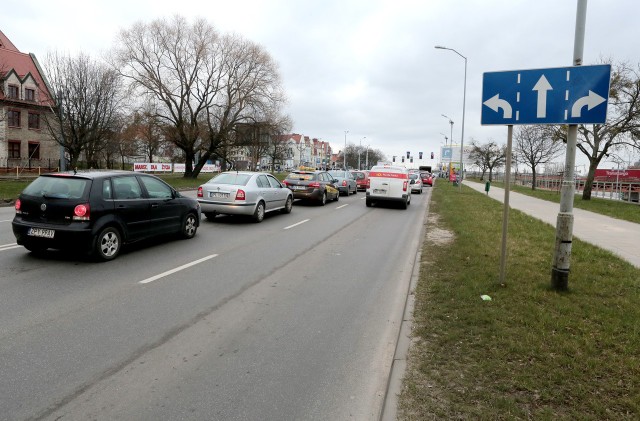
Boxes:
[499,125,513,286]
[550,0,587,290]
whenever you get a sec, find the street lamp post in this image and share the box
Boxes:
[439,133,448,175]
[344,130,349,169]
[365,144,370,169]
[435,45,467,191]
[358,136,366,170]
[442,114,454,181]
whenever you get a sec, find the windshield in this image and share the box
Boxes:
[208,173,251,186]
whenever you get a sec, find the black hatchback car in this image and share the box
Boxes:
[12,171,201,261]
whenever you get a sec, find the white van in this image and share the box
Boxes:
[366,164,411,209]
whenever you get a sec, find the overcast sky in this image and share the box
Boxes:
[4,0,638,169]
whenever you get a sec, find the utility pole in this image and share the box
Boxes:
[344,130,348,169]
[550,0,588,290]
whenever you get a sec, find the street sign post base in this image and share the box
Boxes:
[551,267,569,291]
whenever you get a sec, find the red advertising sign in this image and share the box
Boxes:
[594,169,640,180]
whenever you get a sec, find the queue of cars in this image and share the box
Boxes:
[12,166,434,260]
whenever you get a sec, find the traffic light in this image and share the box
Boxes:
[406,151,410,159]
[410,158,413,163]
[431,152,434,159]
[392,155,396,162]
[401,156,405,163]
[419,152,423,159]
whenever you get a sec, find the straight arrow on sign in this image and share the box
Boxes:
[533,75,552,118]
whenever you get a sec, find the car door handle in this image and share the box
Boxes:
[151,204,158,208]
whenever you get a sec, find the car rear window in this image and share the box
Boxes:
[352,172,365,180]
[22,175,89,199]
[208,173,251,185]
[286,172,316,181]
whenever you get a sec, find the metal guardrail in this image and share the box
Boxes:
[469,171,640,204]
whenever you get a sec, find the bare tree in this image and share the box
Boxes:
[113,16,287,178]
[552,61,640,199]
[514,125,564,190]
[468,139,506,181]
[122,104,167,163]
[41,51,123,168]
[262,116,293,170]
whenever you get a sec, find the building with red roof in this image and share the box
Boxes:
[1,30,58,171]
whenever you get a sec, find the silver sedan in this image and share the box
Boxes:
[197,172,293,222]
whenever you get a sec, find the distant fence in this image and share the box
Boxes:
[0,158,61,175]
[469,171,640,204]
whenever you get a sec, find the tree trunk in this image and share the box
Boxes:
[531,168,537,190]
[582,160,599,200]
[183,150,195,178]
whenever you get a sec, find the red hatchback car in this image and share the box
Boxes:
[351,171,370,191]
[421,172,433,187]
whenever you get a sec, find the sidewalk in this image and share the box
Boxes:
[464,180,640,269]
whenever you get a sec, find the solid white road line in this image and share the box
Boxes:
[283,219,310,230]
[336,204,349,209]
[0,245,21,252]
[0,243,17,248]
[138,254,218,284]
[0,219,13,223]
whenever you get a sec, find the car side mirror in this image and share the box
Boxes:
[333,179,339,183]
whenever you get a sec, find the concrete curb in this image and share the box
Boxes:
[380,189,431,420]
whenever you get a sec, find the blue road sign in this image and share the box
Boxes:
[441,147,452,159]
[481,64,611,125]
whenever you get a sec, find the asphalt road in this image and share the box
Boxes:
[0,188,430,420]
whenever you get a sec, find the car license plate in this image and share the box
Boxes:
[209,192,229,198]
[27,228,55,238]
[293,186,306,190]
[373,189,386,194]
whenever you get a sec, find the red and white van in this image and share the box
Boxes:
[366,165,411,209]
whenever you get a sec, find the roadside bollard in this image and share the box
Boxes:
[485,181,490,195]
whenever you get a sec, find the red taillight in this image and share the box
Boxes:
[15,198,22,214]
[308,182,320,188]
[197,186,203,198]
[235,189,246,200]
[403,181,408,192]
[73,204,90,221]
[282,180,288,186]
[366,179,370,188]
[342,180,347,187]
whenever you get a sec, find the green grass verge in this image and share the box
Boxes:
[478,178,640,224]
[399,181,640,420]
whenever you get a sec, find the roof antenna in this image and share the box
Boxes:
[73,167,77,175]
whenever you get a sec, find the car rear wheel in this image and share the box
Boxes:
[320,192,327,206]
[366,198,372,207]
[282,196,293,214]
[182,213,198,238]
[94,226,121,261]
[253,201,266,222]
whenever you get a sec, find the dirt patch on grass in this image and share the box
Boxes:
[425,214,454,247]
